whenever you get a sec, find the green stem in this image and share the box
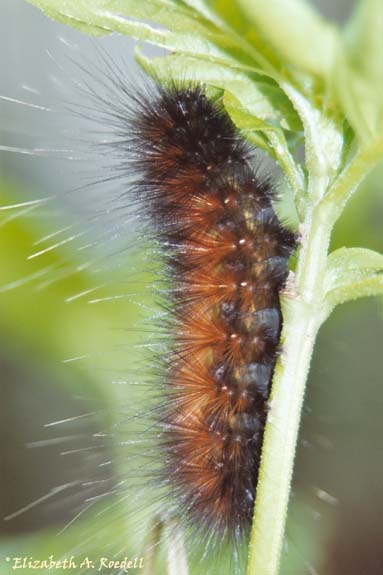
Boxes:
[323,144,383,218]
[246,197,334,575]
[246,140,380,574]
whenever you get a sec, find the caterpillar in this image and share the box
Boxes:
[105,81,297,546]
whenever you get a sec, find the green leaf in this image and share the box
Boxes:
[25,0,275,71]
[324,247,383,310]
[327,247,383,274]
[25,0,113,35]
[26,0,243,63]
[224,80,302,133]
[222,91,286,149]
[235,0,338,78]
[282,84,344,192]
[202,0,284,76]
[26,0,196,33]
[332,0,383,145]
[222,92,305,205]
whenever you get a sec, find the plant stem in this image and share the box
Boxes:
[246,197,334,575]
[323,144,383,217]
[245,132,381,573]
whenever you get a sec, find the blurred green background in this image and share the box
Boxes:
[1,1,382,574]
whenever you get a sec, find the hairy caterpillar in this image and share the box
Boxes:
[102,80,297,546]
